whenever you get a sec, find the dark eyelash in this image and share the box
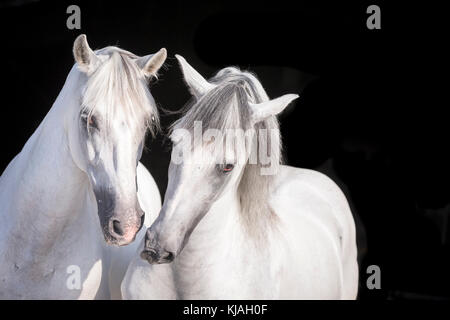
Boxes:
[223,164,234,172]
[217,163,234,174]
[88,116,98,129]
[80,112,98,131]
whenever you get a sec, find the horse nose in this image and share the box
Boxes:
[107,214,140,246]
[141,229,174,264]
[111,219,124,236]
[140,248,158,263]
[140,247,174,264]
[109,219,133,242]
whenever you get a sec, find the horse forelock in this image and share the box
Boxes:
[80,46,159,137]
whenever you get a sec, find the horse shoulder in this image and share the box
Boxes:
[271,165,359,299]
[271,165,356,251]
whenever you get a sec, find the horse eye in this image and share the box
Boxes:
[222,164,234,173]
[81,112,98,130]
[88,116,97,129]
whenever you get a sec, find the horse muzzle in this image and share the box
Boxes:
[140,247,174,264]
[101,208,145,246]
[141,229,175,264]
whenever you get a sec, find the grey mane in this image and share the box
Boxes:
[172,67,282,238]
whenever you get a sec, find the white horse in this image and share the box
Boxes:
[0,35,164,299]
[122,55,359,299]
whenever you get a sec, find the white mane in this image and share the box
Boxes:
[81,46,159,137]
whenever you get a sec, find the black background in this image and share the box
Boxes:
[0,0,448,300]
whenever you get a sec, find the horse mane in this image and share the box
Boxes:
[171,67,282,237]
[80,46,159,137]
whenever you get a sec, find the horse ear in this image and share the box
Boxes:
[73,34,99,74]
[249,94,299,123]
[175,54,215,98]
[136,48,167,78]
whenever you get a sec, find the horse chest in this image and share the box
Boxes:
[0,250,103,299]
[173,239,280,299]
[0,210,105,299]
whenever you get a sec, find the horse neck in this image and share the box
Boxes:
[173,184,282,299]
[0,69,94,257]
[178,180,275,262]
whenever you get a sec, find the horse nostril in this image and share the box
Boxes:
[141,248,159,263]
[164,251,174,262]
[112,219,124,236]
